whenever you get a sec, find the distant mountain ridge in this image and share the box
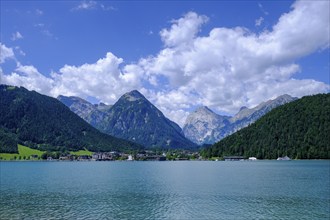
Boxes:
[201,93,330,159]
[183,94,297,145]
[57,95,112,132]
[183,106,230,145]
[0,85,141,153]
[59,90,196,149]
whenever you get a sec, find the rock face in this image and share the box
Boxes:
[183,94,297,145]
[183,106,230,145]
[57,95,111,132]
[59,90,196,149]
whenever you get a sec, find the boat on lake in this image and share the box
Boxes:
[277,156,291,161]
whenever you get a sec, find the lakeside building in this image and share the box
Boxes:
[92,152,119,161]
[127,155,133,161]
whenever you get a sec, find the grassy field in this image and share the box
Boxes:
[70,149,93,156]
[0,145,44,160]
[0,145,94,160]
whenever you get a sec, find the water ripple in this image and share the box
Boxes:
[1,161,329,219]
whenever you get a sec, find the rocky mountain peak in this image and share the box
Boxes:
[185,106,219,125]
[276,94,294,102]
[183,94,297,145]
[195,106,213,113]
[183,105,230,145]
[122,90,145,102]
[57,95,111,132]
[104,90,195,149]
[59,90,195,149]
[232,94,296,123]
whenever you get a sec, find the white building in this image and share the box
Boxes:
[127,155,133,161]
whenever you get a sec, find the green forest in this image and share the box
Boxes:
[201,94,330,159]
[0,85,141,153]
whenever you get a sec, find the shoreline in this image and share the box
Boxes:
[1,159,329,162]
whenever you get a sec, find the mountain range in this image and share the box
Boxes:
[1,84,327,160]
[183,94,297,145]
[201,93,330,159]
[59,90,196,149]
[0,85,140,153]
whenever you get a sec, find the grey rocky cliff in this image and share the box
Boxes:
[183,106,230,145]
[57,95,112,132]
[183,94,297,145]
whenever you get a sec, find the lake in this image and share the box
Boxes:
[0,160,329,219]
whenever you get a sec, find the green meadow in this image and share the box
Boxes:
[0,144,44,160]
[0,145,93,160]
[69,149,93,156]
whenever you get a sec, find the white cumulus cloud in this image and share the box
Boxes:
[140,1,329,125]
[1,63,54,95]
[50,52,143,103]
[160,12,208,47]
[0,43,15,63]
[1,51,143,104]
[1,0,329,127]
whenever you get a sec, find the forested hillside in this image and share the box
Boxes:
[201,94,330,159]
[0,85,141,153]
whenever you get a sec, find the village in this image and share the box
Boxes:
[48,150,202,161]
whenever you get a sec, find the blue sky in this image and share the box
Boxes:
[2,1,295,73]
[1,0,329,126]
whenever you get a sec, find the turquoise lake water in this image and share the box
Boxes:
[0,160,329,219]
